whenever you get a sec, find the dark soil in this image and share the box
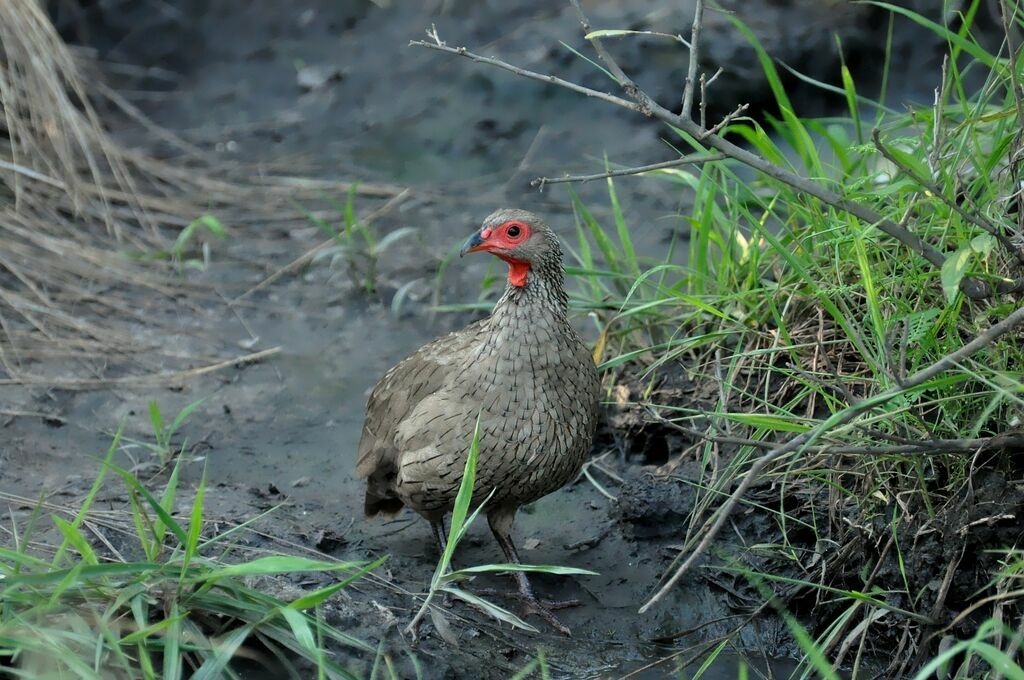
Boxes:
[3,1,1011,678]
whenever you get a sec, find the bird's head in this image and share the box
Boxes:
[460,209,561,288]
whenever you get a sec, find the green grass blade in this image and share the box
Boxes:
[440,586,539,632]
[287,555,388,610]
[192,622,254,680]
[435,412,482,581]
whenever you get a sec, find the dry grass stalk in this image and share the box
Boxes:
[0,1,403,385]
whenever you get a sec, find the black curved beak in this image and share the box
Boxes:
[460,230,486,257]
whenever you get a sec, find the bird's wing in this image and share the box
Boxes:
[356,319,486,480]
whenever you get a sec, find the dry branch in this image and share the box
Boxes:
[531,153,725,187]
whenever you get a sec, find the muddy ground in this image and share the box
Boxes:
[1,1,980,677]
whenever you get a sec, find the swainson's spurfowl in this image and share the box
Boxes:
[356,208,600,634]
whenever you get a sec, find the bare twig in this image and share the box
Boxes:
[700,103,749,140]
[410,39,643,115]
[699,72,708,129]
[681,0,705,119]
[653,410,1023,456]
[0,347,281,389]
[872,128,1024,264]
[531,152,725,187]
[638,303,1024,614]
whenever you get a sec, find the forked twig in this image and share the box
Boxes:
[680,0,705,119]
[408,39,643,115]
[531,152,725,187]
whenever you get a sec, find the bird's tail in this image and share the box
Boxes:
[364,471,404,517]
[364,491,404,517]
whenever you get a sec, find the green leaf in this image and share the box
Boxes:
[194,215,226,238]
[970,233,997,256]
[149,400,165,440]
[280,607,316,653]
[120,611,189,643]
[435,412,483,581]
[168,397,207,437]
[584,29,653,39]
[725,412,811,433]
[51,515,98,566]
[443,563,598,582]
[971,642,1024,680]
[287,555,388,610]
[107,461,188,547]
[941,248,972,305]
[606,174,638,277]
[184,471,206,566]
[197,555,366,581]
[192,623,253,680]
[5,561,164,587]
[374,226,419,253]
[51,424,122,567]
[163,601,183,680]
[862,2,998,68]
[440,586,538,632]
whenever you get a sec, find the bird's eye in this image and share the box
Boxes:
[507,224,521,238]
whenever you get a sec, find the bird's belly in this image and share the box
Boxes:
[394,381,593,514]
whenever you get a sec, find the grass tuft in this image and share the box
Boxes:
[557,2,1024,676]
[0,422,383,679]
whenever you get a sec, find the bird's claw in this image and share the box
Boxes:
[519,595,575,636]
[472,587,579,635]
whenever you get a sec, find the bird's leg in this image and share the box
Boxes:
[485,510,579,636]
[429,516,448,556]
[428,515,457,609]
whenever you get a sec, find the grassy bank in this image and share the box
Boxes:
[550,1,1024,676]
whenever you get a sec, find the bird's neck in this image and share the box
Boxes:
[492,261,568,321]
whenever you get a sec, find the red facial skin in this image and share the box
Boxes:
[465,221,532,287]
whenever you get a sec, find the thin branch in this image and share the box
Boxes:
[531,152,725,187]
[410,39,643,115]
[409,4,1024,297]
[700,103,749,140]
[638,302,1024,614]
[681,0,705,119]
[872,128,1024,265]
[561,2,1016,298]
[656,415,1024,456]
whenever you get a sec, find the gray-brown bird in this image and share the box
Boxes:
[356,208,600,633]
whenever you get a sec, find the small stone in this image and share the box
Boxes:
[297,64,343,91]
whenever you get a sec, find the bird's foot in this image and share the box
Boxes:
[472,587,579,635]
[518,594,575,636]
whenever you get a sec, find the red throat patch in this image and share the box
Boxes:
[499,255,530,287]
